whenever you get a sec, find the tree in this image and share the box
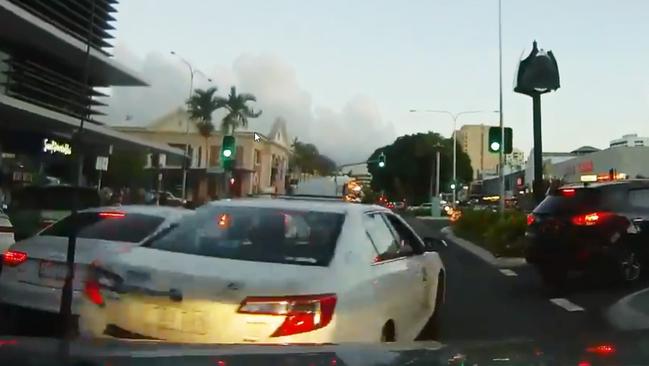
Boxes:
[186,87,221,164]
[216,86,262,134]
[367,132,473,204]
[289,139,335,176]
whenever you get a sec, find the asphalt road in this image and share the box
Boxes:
[406,217,649,343]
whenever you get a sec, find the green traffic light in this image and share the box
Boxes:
[378,161,385,168]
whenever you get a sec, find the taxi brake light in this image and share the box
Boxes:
[2,250,27,267]
[238,294,337,337]
[99,212,125,218]
[560,188,576,197]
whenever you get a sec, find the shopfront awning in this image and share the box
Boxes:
[0,94,185,157]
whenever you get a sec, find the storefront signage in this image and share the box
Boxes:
[578,160,594,173]
[43,139,72,156]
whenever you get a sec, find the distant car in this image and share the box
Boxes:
[525,180,649,286]
[78,198,446,344]
[8,185,101,241]
[0,205,191,332]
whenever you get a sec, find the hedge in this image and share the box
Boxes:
[452,209,526,257]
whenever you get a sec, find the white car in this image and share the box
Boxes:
[0,205,190,326]
[78,198,446,344]
[0,209,15,253]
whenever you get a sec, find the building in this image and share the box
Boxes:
[505,148,525,171]
[115,108,291,200]
[456,124,515,179]
[0,0,182,192]
[551,146,649,183]
[610,134,649,148]
[341,163,372,186]
[524,149,576,189]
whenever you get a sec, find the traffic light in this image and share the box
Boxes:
[488,127,513,154]
[221,135,236,170]
[378,152,386,168]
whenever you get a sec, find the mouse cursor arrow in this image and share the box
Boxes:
[253,132,261,142]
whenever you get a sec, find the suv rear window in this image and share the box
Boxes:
[147,206,345,266]
[11,187,100,211]
[41,212,164,243]
[534,188,602,215]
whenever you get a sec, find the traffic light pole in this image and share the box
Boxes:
[498,0,505,215]
[532,94,543,204]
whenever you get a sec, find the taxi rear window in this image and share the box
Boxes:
[147,206,345,266]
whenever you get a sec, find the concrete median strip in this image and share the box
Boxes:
[440,226,527,268]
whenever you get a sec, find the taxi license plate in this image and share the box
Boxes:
[151,306,206,334]
[38,261,67,280]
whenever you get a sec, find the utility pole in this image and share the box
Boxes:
[171,51,212,200]
[498,0,505,214]
[60,0,95,339]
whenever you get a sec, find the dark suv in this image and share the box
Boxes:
[525,180,649,286]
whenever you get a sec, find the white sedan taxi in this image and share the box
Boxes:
[79,198,446,344]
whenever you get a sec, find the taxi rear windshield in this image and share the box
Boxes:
[534,188,602,215]
[147,206,345,266]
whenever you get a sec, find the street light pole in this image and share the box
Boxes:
[171,51,212,201]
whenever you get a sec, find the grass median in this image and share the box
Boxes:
[452,208,527,258]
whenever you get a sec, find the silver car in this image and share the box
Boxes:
[0,205,190,330]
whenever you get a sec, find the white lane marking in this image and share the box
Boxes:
[549,298,585,312]
[499,269,518,277]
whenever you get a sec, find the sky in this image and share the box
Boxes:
[101,0,649,164]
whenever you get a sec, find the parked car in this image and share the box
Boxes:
[0,205,191,333]
[0,208,14,253]
[78,198,446,344]
[525,180,649,286]
[8,185,101,241]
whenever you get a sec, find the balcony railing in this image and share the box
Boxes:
[8,0,118,54]
[1,55,107,120]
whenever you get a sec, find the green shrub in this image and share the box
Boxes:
[453,209,527,257]
[484,211,527,257]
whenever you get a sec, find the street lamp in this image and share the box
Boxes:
[170,51,213,200]
[409,109,499,207]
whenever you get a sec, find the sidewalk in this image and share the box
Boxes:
[440,226,527,268]
[607,288,649,330]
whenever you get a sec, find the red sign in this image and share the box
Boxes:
[578,160,594,173]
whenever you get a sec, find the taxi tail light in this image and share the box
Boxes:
[2,250,27,267]
[84,266,122,306]
[571,211,613,226]
[84,279,104,306]
[238,294,337,337]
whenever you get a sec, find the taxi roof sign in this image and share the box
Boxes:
[580,175,598,183]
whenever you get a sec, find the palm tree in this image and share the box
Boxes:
[186,87,221,166]
[216,86,262,134]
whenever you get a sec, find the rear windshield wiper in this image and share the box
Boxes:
[141,222,179,247]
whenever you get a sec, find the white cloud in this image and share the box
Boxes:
[101,45,395,163]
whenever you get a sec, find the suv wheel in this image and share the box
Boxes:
[617,248,641,283]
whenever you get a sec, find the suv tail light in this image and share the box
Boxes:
[527,214,536,226]
[238,294,337,337]
[572,211,613,226]
[2,250,27,267]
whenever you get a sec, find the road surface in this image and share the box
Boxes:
[406,217,649,343]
